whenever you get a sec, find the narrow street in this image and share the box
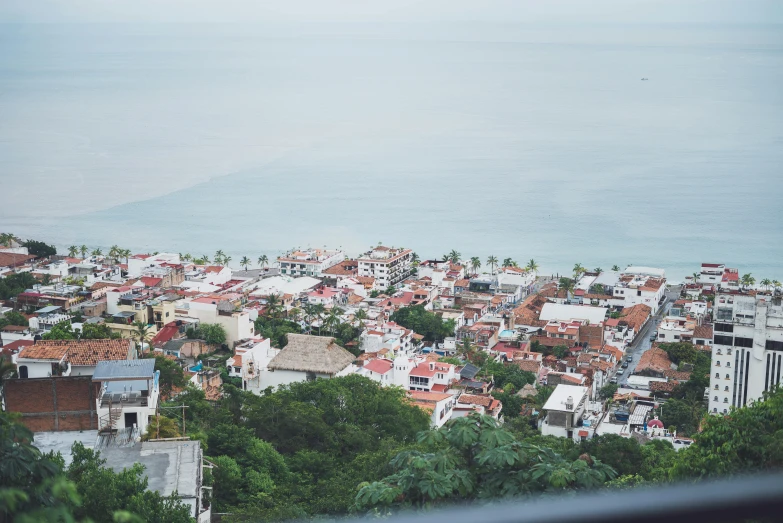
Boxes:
[620,285,681,385]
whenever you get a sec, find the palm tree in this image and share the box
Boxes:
[257,255,269,269]
[741,273,755,290]
[692,272,700,282]
[223,255,232,267]
[264,293,284,325]
[182,253,192,262]
[487,255,498,274]
[448,250,461,264]
[324,307,344,335]
[68,245,78,257]
[302,303,319,334]
[760,278,772,292]
[240,256,251,270]
[593,267,602,274]
[353,308,368,328]
[79,245,88,259]
[91,248,102,257]
[108,245,120,263]
[526,259,539,273]
[287,307,302,323]
[120,248,131,264]
[559,278,575,301]
[411,252,420,266]
[773,280,782,294]
[0,233,15,247]
[611,265,620,272]
[470,257,481,275]
[502,258,516,268]
[200,255,210,265]
[132,321,153,355]
[214,250,225,265]
[572,263,586,280]
[314,303,326,335]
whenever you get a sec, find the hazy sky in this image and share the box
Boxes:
[1,0,782,24]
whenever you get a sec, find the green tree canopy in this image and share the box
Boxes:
[355,414,616,512]
[390,305,454,342]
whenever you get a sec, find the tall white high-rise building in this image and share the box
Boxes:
[709,293,783,415]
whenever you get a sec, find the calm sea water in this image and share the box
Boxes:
[1,23,782,280]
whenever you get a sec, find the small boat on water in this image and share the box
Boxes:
[641,78,649,81]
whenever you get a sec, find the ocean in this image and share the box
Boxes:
[1,22,782,281]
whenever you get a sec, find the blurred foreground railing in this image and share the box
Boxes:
[355,472,783,523]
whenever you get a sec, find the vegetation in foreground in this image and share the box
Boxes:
[4,373,781,522]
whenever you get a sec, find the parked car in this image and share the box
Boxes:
[622,362,629,369]
[650,332,658,341]
[610,377,618,384]
[626,356,632,363]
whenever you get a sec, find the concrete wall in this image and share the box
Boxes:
[5,376,100,432]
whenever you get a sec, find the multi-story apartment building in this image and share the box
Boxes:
[277,248,346,278]
[357,246,413,289]
[709,293,783,415]
[612,267,667,314]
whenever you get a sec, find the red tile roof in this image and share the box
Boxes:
[19,339,131,365]
[693,325,713,339]
[204,265,225,274]
[0,253,36,267]
[364,358,394,375]
[620,304,652,331]
[140,276,163,287]
[636,347,672,374]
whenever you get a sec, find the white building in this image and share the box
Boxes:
[277,248,346,278]
[657,319,693,343]
[357,246,413,289]
[540,384,590,441]
[613,267,667,314]
[259,334,356,390]
[127,253,181,278]
[539,303,608,326]
[93,359,160,435]
[408,391,456,428]
[358,355,457,392]
[183,297,254,346]
[709,294,783,415]
[15,339,135,379]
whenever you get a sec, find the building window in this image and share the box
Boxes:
[727,349,732,355]
[714,385,718,390]
[713,396,718,402]
[723,409,728,414]
[713,408,717,413]
[735,337,753,348]
[715,372,720,378]
[725,386,729,391]
[726,362,731,367]
[725,374,730,379]
[18,365,28,379]
[716,361,721,366]
[723,398,728,403]
[716,349,722,355]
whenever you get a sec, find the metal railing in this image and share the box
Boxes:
[355,472,783,523]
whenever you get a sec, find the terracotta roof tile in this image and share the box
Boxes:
[693,325,713,339]
[636,347,672,374]
[620,304,652,331]
[18,339,131,365]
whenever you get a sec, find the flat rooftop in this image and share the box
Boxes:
[542,384,588,413]
[101,440,201,499]
[93,359,156,381]
[33,430,98,466]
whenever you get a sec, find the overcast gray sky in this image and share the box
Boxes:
[1,0,781,24]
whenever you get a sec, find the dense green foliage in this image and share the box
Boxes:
[65,443,192,523]
[672,387,783,479]
[153,375,431,520]
[42,321,122,340]
[146,354,188,398]
[0,310,28,330]
[21,239,57,258]
[654,342,710,436]
[186,322,227,346]
[253,315,303,349]
[0,271,37,300]
[355,414,616,511]
[390,305,456,342]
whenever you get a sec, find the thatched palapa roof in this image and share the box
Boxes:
[268,334,355,375]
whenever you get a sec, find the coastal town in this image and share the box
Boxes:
[1,234,782,520]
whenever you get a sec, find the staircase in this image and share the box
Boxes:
[99,403,122,434]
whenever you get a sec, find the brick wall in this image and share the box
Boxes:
[4,376,100,432]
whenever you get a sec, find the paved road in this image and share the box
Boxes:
[615,286,681,385]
